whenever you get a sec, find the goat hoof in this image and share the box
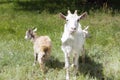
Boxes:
[32,63,36,66]
[64,66,69,69]
[64,66,67,69]
[66,77,70,80]
[71,64,75,67]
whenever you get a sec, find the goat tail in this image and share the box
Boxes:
[41,46,50,54]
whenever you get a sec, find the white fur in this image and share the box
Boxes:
[83,26,90,38]
[60,10,87,80]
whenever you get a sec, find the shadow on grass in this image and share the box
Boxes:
[0,1,119,14]
[78,55,111,80]
[0,1,12,4]
[13,1,120,14]
[46,56,64,70]
[45,53,112,80]
[46,55,111,80]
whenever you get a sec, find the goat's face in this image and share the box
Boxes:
[60,10,87,34]
[25,28,37,40]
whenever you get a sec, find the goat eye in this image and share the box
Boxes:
[66,19,68,21]
[43,54,45,58]
[77,19,80,22]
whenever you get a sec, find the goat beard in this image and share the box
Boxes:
[69,30,76,34]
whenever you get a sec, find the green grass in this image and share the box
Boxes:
[0,2,120,80]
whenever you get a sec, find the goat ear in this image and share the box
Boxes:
[59,13,66,20]
[33,28,37,32]
[79,12,87,20]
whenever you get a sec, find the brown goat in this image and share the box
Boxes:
[25,28,52,72]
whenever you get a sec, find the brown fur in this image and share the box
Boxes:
[25,28,52,72]
[34,36,52,72]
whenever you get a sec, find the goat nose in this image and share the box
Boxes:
[71,27,76,30]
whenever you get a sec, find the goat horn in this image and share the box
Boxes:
[68,10,71,14]
[74,10,77,14]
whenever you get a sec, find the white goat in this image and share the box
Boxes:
[60,10,87,80]
[25,28,52,72]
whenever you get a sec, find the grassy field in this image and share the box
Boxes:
[0,2,120,80]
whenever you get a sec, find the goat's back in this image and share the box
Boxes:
[34,36,52,53]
